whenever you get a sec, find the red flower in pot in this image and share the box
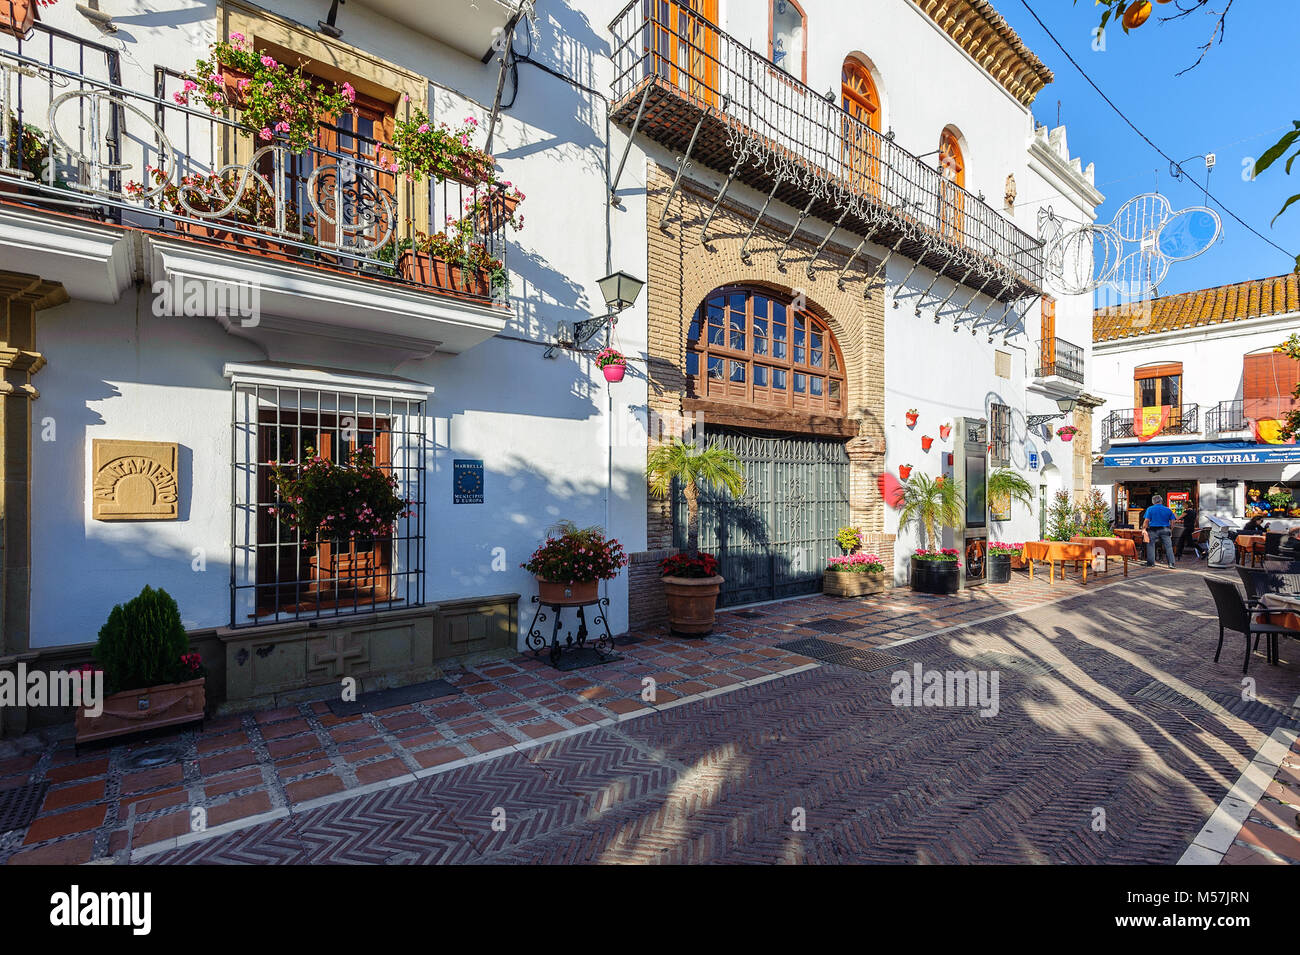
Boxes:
[905,408,919,428]
[939,423,952,440]
[921,435,934,451]
[1056,425,1079,442]
[898,464,913,480]
[595,347,626,383]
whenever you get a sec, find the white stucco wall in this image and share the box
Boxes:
[24,0,650,648]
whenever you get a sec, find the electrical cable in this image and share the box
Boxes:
[1018,0,1295,263]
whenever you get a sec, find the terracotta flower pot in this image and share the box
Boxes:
[175,220,292,260]
[939,424,952,440]
[921,435,934,451]
[398,250,491,298]
[536,577,599,605]
[662,574,724,636]
[0,0,37,40]
[898,465,913,480]
[602,363,626,383]
[905,412,919,427]
[74,677,206,745]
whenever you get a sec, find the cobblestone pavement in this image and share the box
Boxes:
[3,560,1297,864]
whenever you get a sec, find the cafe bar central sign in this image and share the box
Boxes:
[1102,442,1300,468]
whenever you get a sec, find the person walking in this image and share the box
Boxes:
[1175,498,1201,560]
[1142,493,1176,568]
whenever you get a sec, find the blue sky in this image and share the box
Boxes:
[999,0,1299,297]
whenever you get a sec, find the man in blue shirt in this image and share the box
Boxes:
[1141,494,1176,568]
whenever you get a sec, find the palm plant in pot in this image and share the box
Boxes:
[986,467,1033,548]
[898,472,964,594]
[76,586,207,745]
[522,521,627,605]
[647,439,746,635]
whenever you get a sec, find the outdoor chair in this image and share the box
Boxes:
[1205,577,1299,673]
[1235,567,1300,611]
[1265,532,1285,557]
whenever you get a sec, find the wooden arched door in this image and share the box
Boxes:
[841,58,881,195]
[939,128,965,240]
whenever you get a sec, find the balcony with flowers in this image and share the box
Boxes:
[0,24,521,361]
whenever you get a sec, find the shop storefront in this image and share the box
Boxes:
[1098,441,1300,526]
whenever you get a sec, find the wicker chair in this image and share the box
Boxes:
[1206,577,1300,673]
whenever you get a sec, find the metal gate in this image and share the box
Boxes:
[674,428,850,606]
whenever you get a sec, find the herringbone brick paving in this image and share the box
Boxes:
[141,567,1300,865]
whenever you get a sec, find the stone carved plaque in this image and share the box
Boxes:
[92,440,179,521]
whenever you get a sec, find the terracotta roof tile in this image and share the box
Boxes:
[1093,272,1300,342]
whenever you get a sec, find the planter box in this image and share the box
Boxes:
[176,219,292,260]
[536,577,599,606]
[398,250,490,298]
[987,553,1012,583]
[823,570,890,597]
[74,677,206,746]
[910,557,959,595]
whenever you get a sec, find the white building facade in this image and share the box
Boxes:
[1091,274,1300,529]
[0,0,1103,733]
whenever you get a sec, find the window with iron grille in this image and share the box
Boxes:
[989,401,1011,466]
[228,368,426,626]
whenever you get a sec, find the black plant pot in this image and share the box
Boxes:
[987,553,1012,584]
[910,557,959,595]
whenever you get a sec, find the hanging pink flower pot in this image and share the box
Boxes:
[596,346,626,383]
[921,435,934,451]
[1056,425,1079,442]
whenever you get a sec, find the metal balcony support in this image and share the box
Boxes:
[699,149,747,248]
[775,194,818,268]
[865,235,905,299]
[657,109,706,230]
[892,250,931,308]
[931,267,975,322]
[739,174,783,265]
[969,277,1013,328]
[807,205,851,278]
[835,222,880,289]
[944,270,995,322]
[609,83,651,205]
[916,259,963,316]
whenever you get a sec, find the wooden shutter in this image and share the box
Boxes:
[1244,352,1300,418]
[1040,296,1056,368]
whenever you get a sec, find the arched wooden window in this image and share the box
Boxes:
[939,128,965,239]
[841,57,881,195]
[686,287,846,416]
[769,0,808,82]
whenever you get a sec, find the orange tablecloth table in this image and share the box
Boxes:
[1255,593,1300,664]
[1070,536,1139,577]
[1022,541,1094,585]
[1236,535,1264,566]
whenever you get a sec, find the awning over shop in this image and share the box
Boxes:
[1102,441,1300,468]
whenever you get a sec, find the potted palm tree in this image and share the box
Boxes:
[646,439,746,636]
[898,472,964,594]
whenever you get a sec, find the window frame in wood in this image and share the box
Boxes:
[686,286,847,417]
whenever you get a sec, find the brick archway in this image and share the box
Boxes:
[629,162,892,626]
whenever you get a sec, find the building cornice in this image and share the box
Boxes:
[1027,124,1103,212]
[1092,309,1300,354]
[910,0,1054,106]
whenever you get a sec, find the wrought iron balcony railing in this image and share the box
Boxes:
[1103,404,1200,441]
[1035,337,1084,385]
[1205,397,1298,435]
[0,24,508,306]
[609,1,1043,303]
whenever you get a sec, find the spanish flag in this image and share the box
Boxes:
[1255,419,1296,445]
[1134,406,1169,442]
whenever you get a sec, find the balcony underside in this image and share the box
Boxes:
[614,76,1039,305]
